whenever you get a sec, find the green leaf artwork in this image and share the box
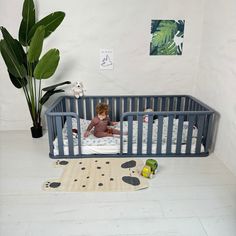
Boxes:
[150,20,185,56]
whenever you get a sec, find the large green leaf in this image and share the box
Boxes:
[0,27,26,65]
[8,71,27,88]
[40,89,64,105]
[8,71,22,88]
[28,11,65,43]
[151,20,178,48]
[40,81,71,105]
[42,81,71,91]
[0,40,27,79]
[18,0,35,46]
[33,49,60,79]
[158,40,177,55]
[27,26,45,63]
[151,20,160,34]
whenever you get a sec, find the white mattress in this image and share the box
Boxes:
[53,118,204,155]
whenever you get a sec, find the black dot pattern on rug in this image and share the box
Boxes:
[110,178,114,181]
[95,160,98,162]
[98,183,103,186]
[49,182,61,188]
[59,161,68,165]
[121,160,136,169]
[81,167,86,170]
[106,161,110,164]
[82,185,86,188]
[79,162,82,164]
[87,176,90,179]
[101,174,105,176]
[97,166,101,169]
[74,179,78,182]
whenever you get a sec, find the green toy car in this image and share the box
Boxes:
[146,159,158,174]
[141,159,158,178]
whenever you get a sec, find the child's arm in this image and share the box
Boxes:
[84,130,90,138]
[84,117,99,138]
[111,121,118,126]
[107,117,118,126]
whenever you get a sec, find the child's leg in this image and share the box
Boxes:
[111,128,121,135]
[94,131,113,138]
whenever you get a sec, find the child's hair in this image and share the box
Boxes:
[96,103,109,115]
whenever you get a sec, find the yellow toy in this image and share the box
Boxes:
[141,165,152,178]
[141,159,158,178]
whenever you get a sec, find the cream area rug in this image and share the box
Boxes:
[43,158,149,192]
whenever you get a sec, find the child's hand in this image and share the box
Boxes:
[84,131,90,138]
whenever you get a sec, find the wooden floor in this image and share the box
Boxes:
[0,131,236,236]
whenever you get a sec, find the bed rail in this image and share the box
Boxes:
[120,110,214,157]
[45,95,215,158]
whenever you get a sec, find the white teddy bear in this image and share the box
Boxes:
[72,82,85,98]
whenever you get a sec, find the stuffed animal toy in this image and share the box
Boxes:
[72,82,85,98]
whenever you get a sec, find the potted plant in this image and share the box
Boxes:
[0,0,70,138]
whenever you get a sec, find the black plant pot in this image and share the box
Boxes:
[31,126,43,138]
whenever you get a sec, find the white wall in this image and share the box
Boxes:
[195,0,236,175]
[0,0,204,130]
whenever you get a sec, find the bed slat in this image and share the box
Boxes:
[85,98,91,120]
[108,98,113,120]
[123,97,128,113]
[131,97,136,113]
[56,116,64,156]
[47,116,54,155]
[70,98,75,113]
[147,115,153,154]
[116,98,120,121]
[77,117,82,155]
[93,98,98,117]
[137,115,143,154]
[166,115,174,154]
[186,115,195,154]
[139,97,144,111]
[66,116,74,156]
[162,97,166,111]
[146,97,151,108]
[176,115,184,154]
[205,114,214,151]
[195,114,205,153]
[127,116,133,154]
[169,97,174,111]
[154,97,158,111]
[111,98,116,121]
[78,98,84,119]
[156,115,164,154]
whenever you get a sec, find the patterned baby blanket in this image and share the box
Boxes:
[53,118,198,147]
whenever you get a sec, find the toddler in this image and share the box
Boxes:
[84,103,121,138]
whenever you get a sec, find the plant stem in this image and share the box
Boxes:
[22,85,34,122]
[26,47,36,126]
